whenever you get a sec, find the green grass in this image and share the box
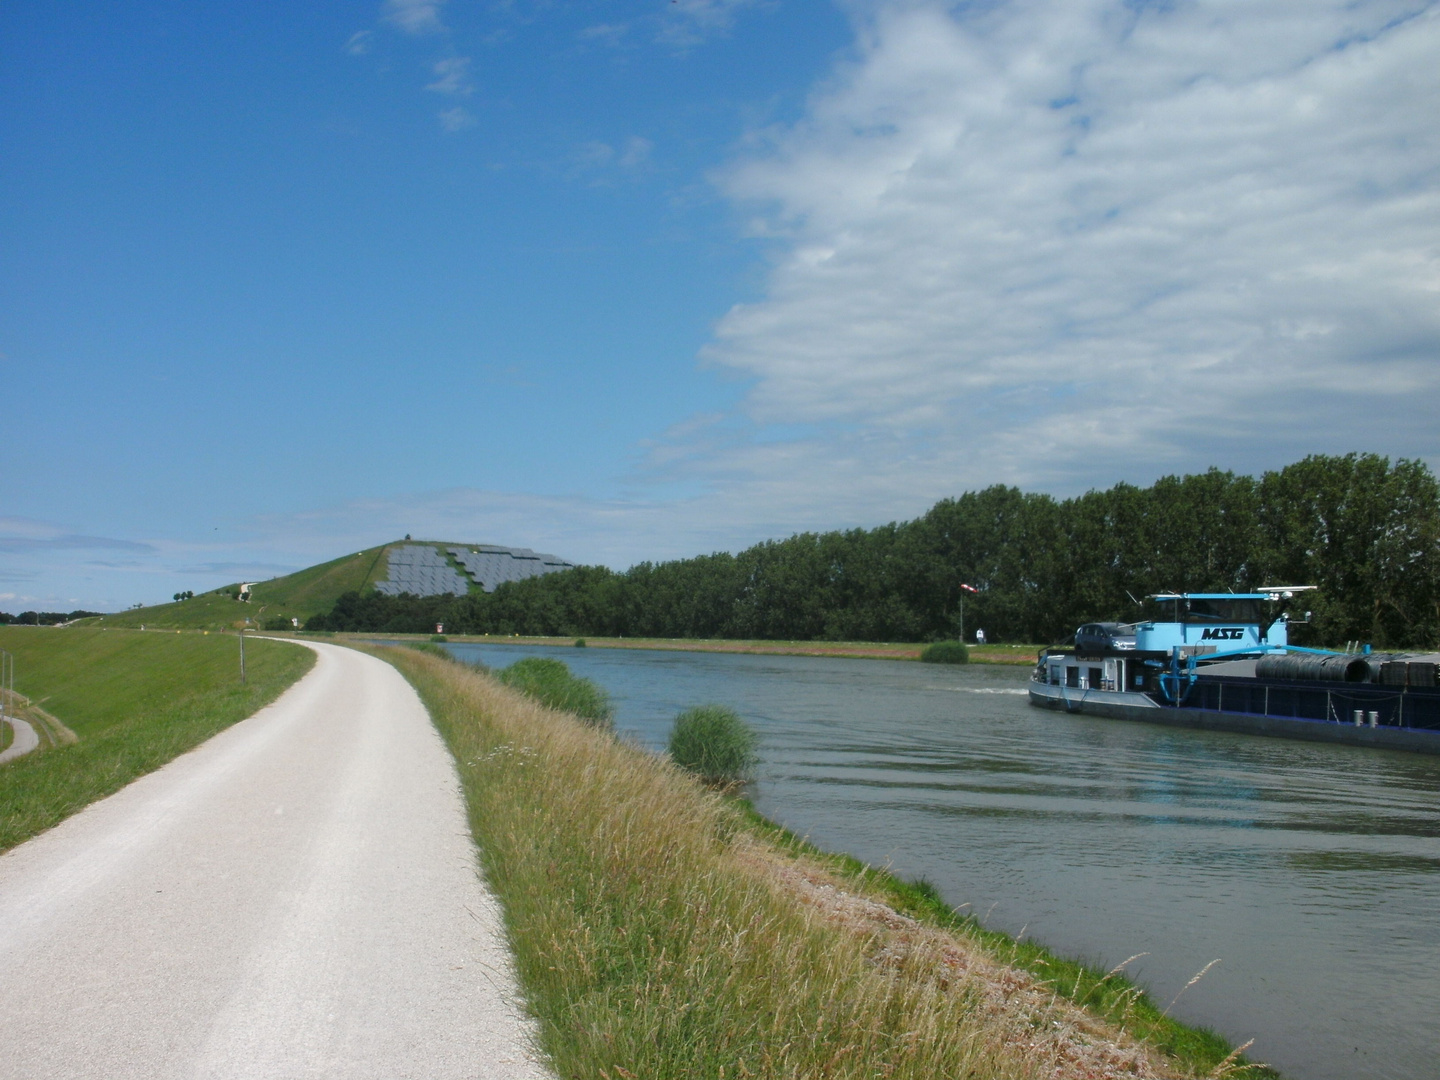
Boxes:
[444,634,1046,664]
[376,644,1272,1080]
[86,543,397,631]
[667,704,759,785]
[0,627,315,852]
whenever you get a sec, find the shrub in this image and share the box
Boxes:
[261,616,293,631]
[573,638,587,647]
[497,656,614,729]
[920,641,969,665]
[407,641,450,658]
[431,633,448,642]
[668,705,758,786]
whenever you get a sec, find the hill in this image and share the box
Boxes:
[90,544,395,630]
[87,539,576,631]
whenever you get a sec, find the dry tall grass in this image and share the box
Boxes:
[384,647,1258,1080]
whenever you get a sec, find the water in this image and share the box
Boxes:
[440,641,1440,1080]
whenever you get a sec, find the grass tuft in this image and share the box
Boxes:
[906,876,946,905]
[920,640,970,664]
[667,704,759,786]
[496,655,614,729]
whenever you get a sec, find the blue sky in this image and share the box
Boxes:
[3,0,1438,611]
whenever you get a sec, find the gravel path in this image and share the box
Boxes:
[0,715,40,763]
[0,641,551,1080]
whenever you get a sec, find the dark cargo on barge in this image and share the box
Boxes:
[1028,589,1440,753]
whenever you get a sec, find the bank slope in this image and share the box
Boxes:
[380,644,1274,1080]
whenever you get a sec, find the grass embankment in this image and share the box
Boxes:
[374,633,1044,665]
[85,544,394,631]
[379,645,1270,1080]
[0,627,314,852]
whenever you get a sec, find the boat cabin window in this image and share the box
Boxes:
[1187,598,1262,624]
[1088,666,1102,690]
[1066,666,1080,688]
[1148,597,1265,625]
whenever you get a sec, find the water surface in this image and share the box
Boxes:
[443,641,1440,1080]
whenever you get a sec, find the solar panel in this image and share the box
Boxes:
[371,544,473,597]
[372,542,573,598]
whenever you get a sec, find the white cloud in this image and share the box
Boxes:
[619,136,653,169]
[573,136,654,180]
[659,0,761,47]
[344,30,373,55]
[426,56,473,96]
[578,23,629,47]
[0,517,155,554]
[684,0,1440,505]
[0,517,201,611]
[576,140,616,167]
[384,0,447,36]
[244,487,795,571]
[438,105,475,132]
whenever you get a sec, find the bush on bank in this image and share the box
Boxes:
[495,656,613,730]
[667,705,758,786]
[920,640,970,664]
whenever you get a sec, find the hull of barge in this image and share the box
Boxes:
[1027,680,1440,755]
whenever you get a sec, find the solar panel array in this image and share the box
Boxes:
[373,542,576,598]
[449,545,575,593]
[374,545,471,597]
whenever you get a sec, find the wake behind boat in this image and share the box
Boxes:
[1028,590,1440,753]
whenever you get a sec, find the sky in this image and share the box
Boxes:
[3,0,1437,612]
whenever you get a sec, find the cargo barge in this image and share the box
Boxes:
[1027,590,1440,754]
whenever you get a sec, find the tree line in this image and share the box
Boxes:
[306,454,1440,649]
[0,610,105,626]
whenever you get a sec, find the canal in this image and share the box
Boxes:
[441,641,1440,1080]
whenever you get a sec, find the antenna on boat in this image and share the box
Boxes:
[1126,591,1141,606]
